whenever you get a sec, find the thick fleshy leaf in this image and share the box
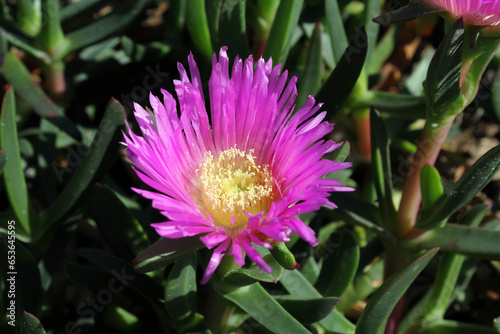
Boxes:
[363,0,382,72]
[89,184,150,258]
[280,269,356,333]
[325,0,347,64]
[60,0,151,57]
[329,193,381,227]
[186,0,214,58]
[355,248,439,334]
[0,147,6,176]
[16,0,41,35]
[315,230,360,297]
[39,0,64,53]
[351,91,427,119]
[165,253,205,332]
[133,236,204,273]
[217,282,310,334]
[423,19,464,128]
[269,242,297,270]
[41,99,124,233]
[407,223,500,260]
[422,319,500,334]
[1,86,30,234]
[76,248,164,309]
[315,27,367,119]
[373,1,441,24]
[327,141,350,163]
[64,261,115,290]
[218,0,250,59]
[60,0,103,23]
[263,0,304,64]
[221,254,284,286]
[420,165,444,209]
[273,295,340,324]
[417,144,500,230]
[401,206,489,333]
[296,23,322,108]
[370,108,396,228]
[20,312,46,334]
[0,52,80,139]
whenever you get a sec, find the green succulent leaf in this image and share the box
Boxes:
[325,0,347,64]
[41,98,124,234]
[373,1,442,24]
[316,27,367,120]
[370,108,396,227]
[186,0,214,58]
[218,0,250,59]
[280,269,356,333]
[273,295,340,324]
[420,165,444,209]
[263,0,304,64]
[423,18,465,128]
[315,229,360,297]
[61,0,151,58]
[133,236,204,273]
[89,184,150,258]
[297,23,322,108]
[20,312,46,334]
[221,254,284,286]
[407,223,500,260]
[1,86,31,234]
[165,253,206,332]
[217,282,310,334]
[355,248,439,334]
[417,144,500,230]
[351,91,427,119]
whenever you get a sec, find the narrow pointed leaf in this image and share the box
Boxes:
[61,0,150,57]
[422,319,500,334]
[297,23,322,108]
[316,27,367,119]
[420,165,444,208]
[263,0,304,64]
[424,19,464,127]
[89,184,150,258]
[355,248,439,334]
[315,230,360,297]
[133,236,204,273]
[221,254,283,286]
[186,0,214,58]
[76,248,164,308]
[325,0,348,63]
[1,86,30,233]
[273,295,340,324]
[407,223,500,260]
[0,52,80,139]
[280,269,356,333]
[0,148,6,176]
[41,99,124,233]
[373,2,441,24]
[165,254,200,330]
[21,312,46,334]
[370,108,396,227]
[39,0,64,53]
[218,0,250,59]
[327,141,350,163]
[417,144,500,229]
[351,91,427,119]
[217,282,310,334]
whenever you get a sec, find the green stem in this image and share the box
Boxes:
[353,108,371,162]
[396,121,453,238]
[44,61,66,100]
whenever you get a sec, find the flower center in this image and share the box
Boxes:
[199,148,274,232]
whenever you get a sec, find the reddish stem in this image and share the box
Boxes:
[354,109,371,162]
[396,121,453,238]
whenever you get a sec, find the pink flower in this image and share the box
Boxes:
[123,47,353,284]
[424,0,500,30]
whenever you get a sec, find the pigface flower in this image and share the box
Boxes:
[424,0,500,31]
[123,47,353,284]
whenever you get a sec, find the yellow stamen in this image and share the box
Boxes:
[199,147,274,233]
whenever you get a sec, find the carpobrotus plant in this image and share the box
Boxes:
[123,47,353,284]
[2,1,500,333]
